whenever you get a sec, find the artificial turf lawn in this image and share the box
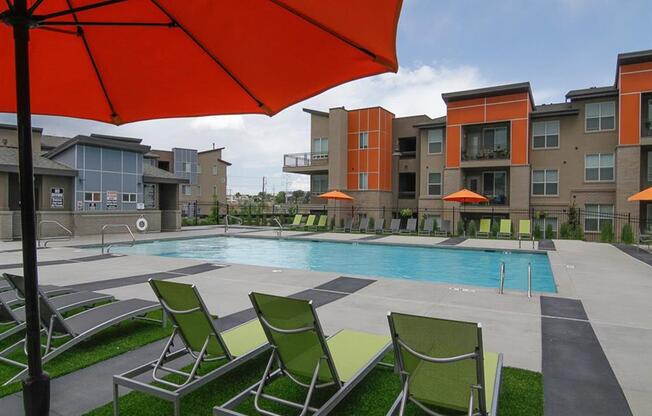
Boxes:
[88,352,543,416]
[0,309,171,398]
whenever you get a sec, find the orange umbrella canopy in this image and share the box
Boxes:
[319,190,354,201]
[443,188,488,204]
[0,0,403,124]
[628,187,652,201]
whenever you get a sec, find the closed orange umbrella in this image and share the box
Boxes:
[628,187,652,201]
[443,188,489,203]
[319,190,354,201]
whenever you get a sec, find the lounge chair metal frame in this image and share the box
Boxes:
[374,218,385,234]
[418,217,435,236]
[386,314,502,416]
[384,218,401,234]
[214,294,391,416]
[0,283,161,386]
[400,218,417,235]
[113,281,269,416]
[434,220,450,237]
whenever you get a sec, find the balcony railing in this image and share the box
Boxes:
[283,152,328,168]
[461,148,510,161]
[398,191,416,200]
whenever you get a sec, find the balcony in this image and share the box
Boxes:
[461,123,511,167]
[282,152,328,174]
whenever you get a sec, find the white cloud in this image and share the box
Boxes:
[0,63,495,194]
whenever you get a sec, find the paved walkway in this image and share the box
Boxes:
[0,228,650,415]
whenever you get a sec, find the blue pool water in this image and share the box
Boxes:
[113,236,556,292]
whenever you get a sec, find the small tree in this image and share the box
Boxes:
[491,220,500,238]
[559,222,570,239]
[399,208,413,218]
[274,191,286,205]
[456,220,465,236]
[621,223,634,244]
[468,220,477,237]
[545,223,554,239]
[329,216,335,230]
[368,217,375,230]
[533,223,542,240]
[600,221,614,243]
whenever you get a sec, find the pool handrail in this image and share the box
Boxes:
[101,224,135,254]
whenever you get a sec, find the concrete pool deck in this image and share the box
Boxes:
[0,225,649,415]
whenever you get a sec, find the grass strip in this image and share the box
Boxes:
[87,351,543,416]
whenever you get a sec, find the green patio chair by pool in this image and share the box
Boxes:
[498,219,512,239]
[288,214,303,229]
[301,214,317,230]
[113,280,269,416]
[313,215,328,231]
[518,219,532,240]
[477,219,491,238]
[386,312,503,416]
[214,292,391,416]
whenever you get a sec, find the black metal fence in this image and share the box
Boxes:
[179,201,647,243]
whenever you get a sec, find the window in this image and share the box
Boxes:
[532,169,558,196]
[643,96,652,137]
[398,172,416,199]
[183,162,191,173]
[585,153,614,182]
[585,204,614,232]
[462,123,510,160]
[358,132,369,149]
[181,185,191,196]
[534,217,558,239]
[532,120,559,149]
[311,174,328,194]
[313,137,328,158]
[122,193,137,203]
[482,171,507,204]
[84,192,101,202]
[427,129,443,154]
[212,165,218,175]
[648,151,652,182]
[428,172,442,196]
[358,172,368,190]
[586,102,615,131]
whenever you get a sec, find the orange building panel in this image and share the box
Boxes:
[348,111,359,132]
[511,119,528,164]
[347,173,356,190]
[359,108,369,131]
[486,92,528,104]
[368,173,379,189]
[620,71,652,94]
[447,97,485,109]
[620,93,641,145]
[368,149,380,172]
[369,109,380,131]
[369,131,379,148]
[447,106,485,125]
[446,126,460,168]
[486,100,529,122]
[620,61,652,74]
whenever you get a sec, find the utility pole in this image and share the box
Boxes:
[262,176,266,195]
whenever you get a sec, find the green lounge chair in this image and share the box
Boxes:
[288,214,303,229]
[387,312,503,416]
[498,219,512,239]
[214,292,391,416]
[518,219,532,240]
[113,280,269,416]
[477,219,491,238]
[302,214,317,230]
[313,215,328,231]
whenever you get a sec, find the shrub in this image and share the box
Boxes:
[491,220,500,238]
[533,223,542,240]
[572,225,584,240]
[559,222,570,239]
[400,208,413,218]
[545,223,554,239]
[468,220,477,237]
[600,222,614,243]
[330,217,335,230]
[456,220,465,236]
[621,223,634,244]
[368,217,375,230]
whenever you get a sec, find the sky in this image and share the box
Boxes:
[1,0,650,195]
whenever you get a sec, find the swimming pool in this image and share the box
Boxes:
[112,236,556,292]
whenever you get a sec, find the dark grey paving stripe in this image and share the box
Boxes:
[315,276,376,294]
[0,253,118,270]
[613,243,652,267]
[538,239,556,251]
[0,247,48,254]
[0,275,368,415]
[542,299,631,416]
[438,236,467,245]
[67,263,227,292]
[541,296,588,320]
[358,234,386,241]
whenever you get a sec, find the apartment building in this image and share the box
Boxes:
[150,146,230,217]
[283,49,652,236]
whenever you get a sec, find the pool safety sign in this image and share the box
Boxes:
[106,191,118,209]
[50,188,64,209]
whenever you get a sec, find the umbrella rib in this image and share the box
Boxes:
[149,0,272,115]
[36,0,128,21]
[40,21,174,27]
[268,0,394,69]
[63,0,120,124]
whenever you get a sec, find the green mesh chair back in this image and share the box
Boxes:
[316,215,328,228]
[500,219,511,235]
[389,312,486,414]
[479,219,491,234]
[305,215,316,227]
[150,280,230,359]
[291,215,302,226]
[250,292,339,384]
[519,219,531,235]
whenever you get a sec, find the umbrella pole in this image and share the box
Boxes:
[11,2,51,415]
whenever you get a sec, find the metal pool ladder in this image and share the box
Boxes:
[101,224,135,254]
[272,217,283,237]
[498,261,532,297]
[37,220,73,247]
[224,215,243,233]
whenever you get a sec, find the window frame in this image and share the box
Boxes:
[311,174,328,194]
[427,172,442,196]
[183,162,192,173]
[584,153,615,182]
[84,192,101,203]
[312,137,329,158]
[531,169,559,197]
[212,165,218,176]
[584,204,614,233]
[181,184,192,196]
[585,101,616,133]
[358,132,369,149]
[358,172,368,190]
[532,120,560,150]
[427,129,443,154]
[121,193,137,203]
[647,150,652,182]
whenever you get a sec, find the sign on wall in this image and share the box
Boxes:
[50,188,64,209]
[106,191,118,209]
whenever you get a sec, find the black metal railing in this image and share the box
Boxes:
[283,152,328,168]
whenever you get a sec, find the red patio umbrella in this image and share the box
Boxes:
[0,2,402,414]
